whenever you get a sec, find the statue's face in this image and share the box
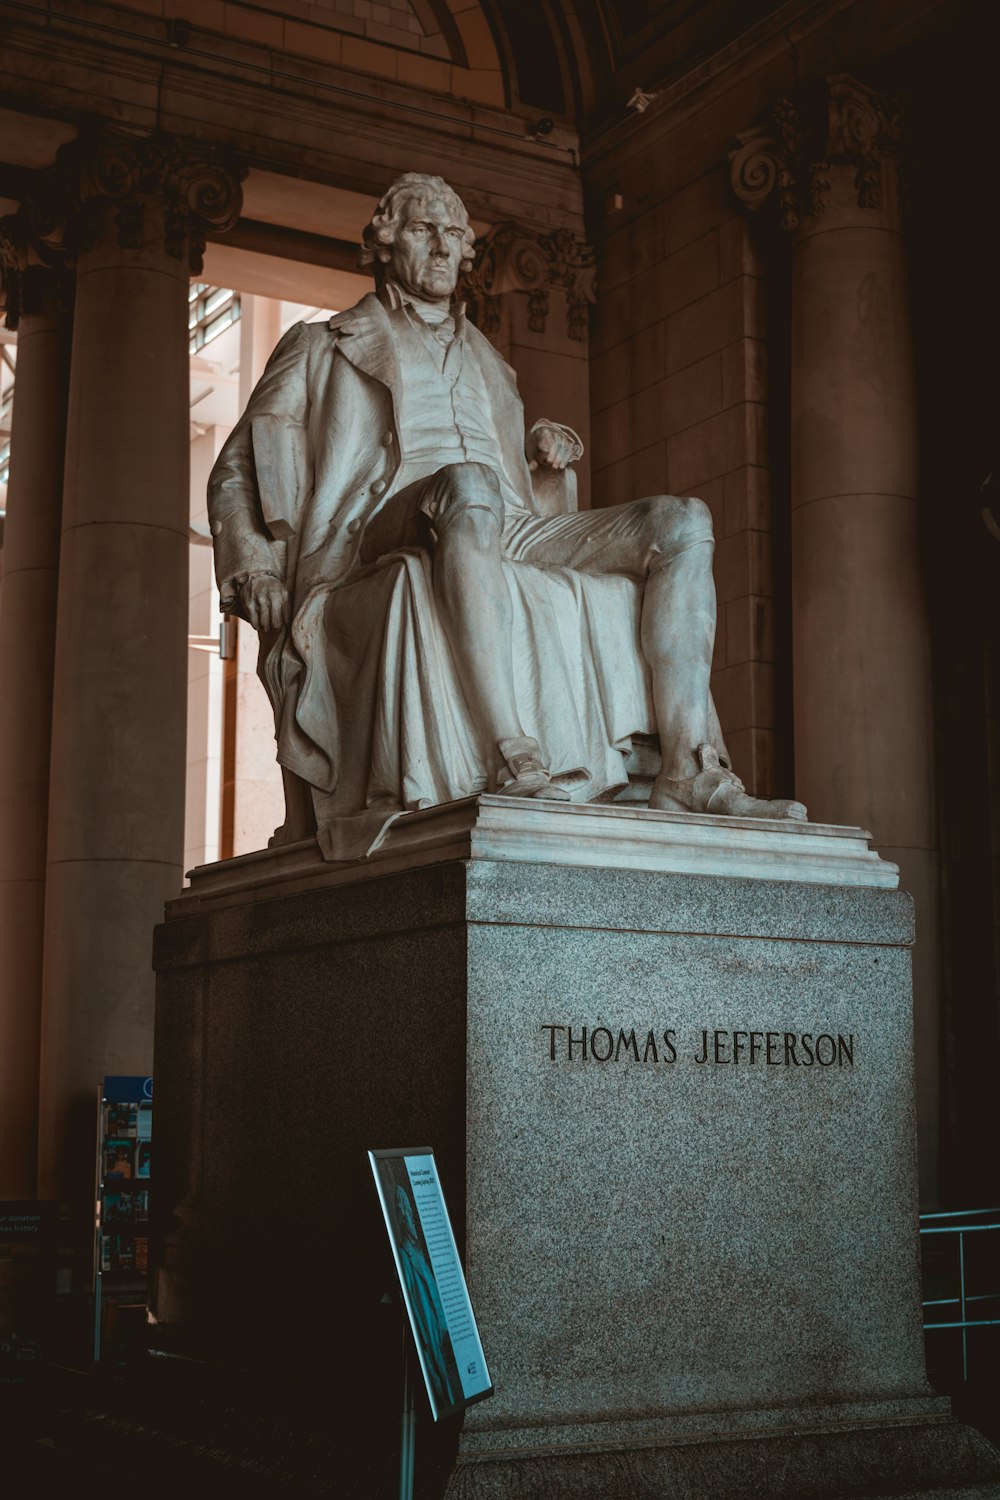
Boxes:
[386,192,467,303]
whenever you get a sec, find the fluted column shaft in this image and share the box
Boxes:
[0,237,72,1197]
[36,130,243,1209]
[792,160,940,1198]
[733,79,941,1197]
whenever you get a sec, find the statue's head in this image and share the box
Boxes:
[359,173,476,303]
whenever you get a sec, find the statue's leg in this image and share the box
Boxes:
[636,499,804,815]
[506,493,716,777]
[422,463,521,748]
[639,501,717,783]
[707,692,732,769]
[506,495,805,818]
[633,501,802,816]
[359,466,523,751]
[422,463,570,800]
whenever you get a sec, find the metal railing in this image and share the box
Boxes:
[920,1207,1000,1382]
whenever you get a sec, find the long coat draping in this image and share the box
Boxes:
[208,293,654,844]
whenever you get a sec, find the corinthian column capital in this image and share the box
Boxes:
[730,74,903,230]
[55,127,246,273]
[0,176,75,330]
[463,222,596,342]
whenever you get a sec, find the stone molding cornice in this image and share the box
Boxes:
[0,2,583,235]
[55,128,246,274]
[730,74,903,230]
[463,223,596,342]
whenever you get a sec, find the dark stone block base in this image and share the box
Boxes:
[151,840,1000,1499]
[447,1415,1000,1499]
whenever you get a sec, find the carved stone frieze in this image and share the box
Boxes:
[55,127,247,274]
[730,74,903,230]
[463,222,596,342]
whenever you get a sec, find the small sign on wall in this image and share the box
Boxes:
[369,1148,493,1422]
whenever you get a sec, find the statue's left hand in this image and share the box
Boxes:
[241,572,290,633]
[527,422,582,472]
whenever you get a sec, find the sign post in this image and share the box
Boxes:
[370,1147,493,1494]
[399,1331,416,1500]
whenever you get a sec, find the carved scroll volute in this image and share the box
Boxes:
[482,227,548,297]
[729,119,801,231]
[826,74,903,212]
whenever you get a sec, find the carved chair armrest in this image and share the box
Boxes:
[529,463,578,518]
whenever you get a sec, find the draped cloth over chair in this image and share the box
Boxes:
[272,541,657,859]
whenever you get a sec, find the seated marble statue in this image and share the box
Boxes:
[209,172,806,858]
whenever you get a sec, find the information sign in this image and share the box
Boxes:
[369,1148,493,1422]
[0,1201,57,1376]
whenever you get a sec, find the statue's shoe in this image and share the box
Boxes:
[650,743,807,821]
[495,735,571,802]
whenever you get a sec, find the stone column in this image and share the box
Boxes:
[37,130,243,1209]
[732,78,941,1197]
[0,205,73,1197]
[464,223,595,509]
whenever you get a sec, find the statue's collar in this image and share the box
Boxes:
[328,284,478,396]
[329,294,400,392]
[379,279,466,333]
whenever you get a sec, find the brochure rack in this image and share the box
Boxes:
[94,1075,152,1360]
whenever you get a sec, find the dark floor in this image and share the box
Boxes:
[3,1358,349,1494]
[2,1331,462,1497]
[3,1345,999,1496]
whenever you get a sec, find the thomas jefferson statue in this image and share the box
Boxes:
[209,173,805,854]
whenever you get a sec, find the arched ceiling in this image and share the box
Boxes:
[486,0,789,125]
[89,0,785,126]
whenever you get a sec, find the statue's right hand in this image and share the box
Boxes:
[241,572,290,633]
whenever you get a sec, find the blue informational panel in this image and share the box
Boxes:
[369,1148,493,1422]
[104,1075,153,1105]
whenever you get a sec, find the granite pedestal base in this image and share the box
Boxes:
[151,799,1000,1498]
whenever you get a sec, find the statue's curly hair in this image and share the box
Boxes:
[358,173,476,285]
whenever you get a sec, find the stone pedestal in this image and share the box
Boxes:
[151,800,1000,1498]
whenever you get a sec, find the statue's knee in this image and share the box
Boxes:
[436,460,494,490]
[644,493,714,554]
[431,462,504,544]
